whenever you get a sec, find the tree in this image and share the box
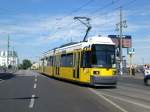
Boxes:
[18,64,23,69]
[21,59,32,70]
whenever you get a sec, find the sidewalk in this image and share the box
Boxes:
[119,72,144,79]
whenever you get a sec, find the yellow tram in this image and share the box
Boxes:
[39,36,117,86]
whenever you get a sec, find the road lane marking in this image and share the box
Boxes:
[98,91,150,110]
[35,78,37,82]
[29,94,35,108]
[89,88,128,112]
[34,83,37,89]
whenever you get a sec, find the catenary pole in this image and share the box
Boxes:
[119,7,123,75]
[7,35,10,68]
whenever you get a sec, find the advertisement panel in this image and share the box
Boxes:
[108,35,132,48]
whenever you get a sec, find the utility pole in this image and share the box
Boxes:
[7,35,10,68]
[129,53,132,76]
[116,7,127,75]
[13,47,15,67]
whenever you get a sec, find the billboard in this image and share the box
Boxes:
[108,35,132,48]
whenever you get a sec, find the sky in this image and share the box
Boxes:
[0,0,149,64]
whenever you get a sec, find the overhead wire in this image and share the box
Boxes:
[67,0,138,39]
[64,0,121,40]
[97,0,138,23]
[61,0,120,26]
[90,0,138,34]
[48,0,138,42]
[88,0,137,19]
[51,0,121,40]
[88,0,120,15]
[121,0,137,9]
[54,0,95,24]
[47,0,96,40]
[62,0,95,18]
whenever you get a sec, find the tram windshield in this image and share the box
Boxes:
[91,44,115,68]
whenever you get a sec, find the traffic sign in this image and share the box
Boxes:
[128,48,135,54]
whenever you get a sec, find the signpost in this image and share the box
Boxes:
[128,48,135,76]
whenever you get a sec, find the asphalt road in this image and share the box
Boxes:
[91,76,150,112]
[0,70,150,112]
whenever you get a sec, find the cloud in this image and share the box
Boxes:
[137,46,150,49]
[133,36,150,43]
[0,10,149,47]
[0,9,149,63]
[0,11,147,48]
[0,40,7,46]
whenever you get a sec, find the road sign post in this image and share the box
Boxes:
[128,48,135,76]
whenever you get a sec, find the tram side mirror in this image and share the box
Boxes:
[110,55,115,64]
[116,51,119,57]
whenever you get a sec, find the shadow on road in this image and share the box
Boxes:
[0,73,16,81]
[91,86,117,89]
[0,96,39,101]
[40,72,117,89]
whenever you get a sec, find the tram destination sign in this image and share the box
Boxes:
[108,35,132,48]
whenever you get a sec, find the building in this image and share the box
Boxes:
[0,50,18,67]
[31,62,39,70]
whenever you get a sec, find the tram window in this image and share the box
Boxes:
[81,51,91,68]
[61,55,65,66]
[92,44,115,68]
[47,56,53,66]
[61,54,73,67]
[92,51,106,65]
[44,59,48,66]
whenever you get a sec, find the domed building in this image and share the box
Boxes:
[0,50,18,67]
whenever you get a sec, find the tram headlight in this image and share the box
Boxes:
[113,71,117,75]
[93,71,100,75]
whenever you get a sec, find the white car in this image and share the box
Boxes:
[144,69,150,86]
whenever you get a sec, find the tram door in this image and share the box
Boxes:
[43,59,46,73]
[73,51,80,79]
[53,55,60,76]
[52,56,55,75]
[41,59,44,73]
